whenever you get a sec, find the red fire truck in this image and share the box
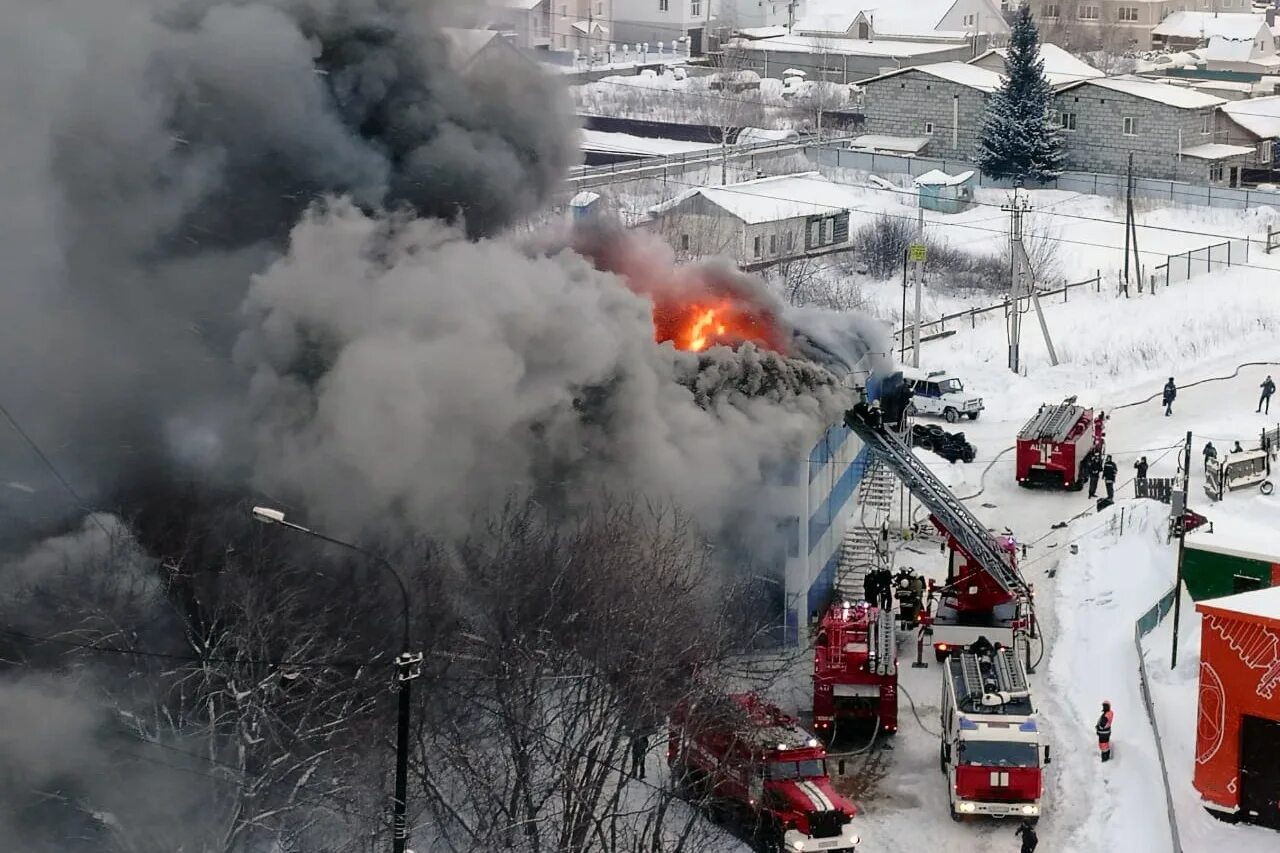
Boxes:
[668,693,861,852]
[939,642,1050,822]
[1015,397,1105,490]
[813,601,898,737]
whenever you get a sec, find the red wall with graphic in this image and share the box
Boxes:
[1193,605,1280,811]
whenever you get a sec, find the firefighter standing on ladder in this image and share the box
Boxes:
[1096,700,1114,762]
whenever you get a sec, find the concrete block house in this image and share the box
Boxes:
[858,62,1006,161]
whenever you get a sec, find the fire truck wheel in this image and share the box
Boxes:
[939,743,947,774]
[966,411,979,420]
[1262,480,1275,495]
[944,407,960,423]
[949,806,963,822]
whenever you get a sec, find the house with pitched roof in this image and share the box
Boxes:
[969,43,1103,85]
[793,0,1010,44]
[858,62,1007,161]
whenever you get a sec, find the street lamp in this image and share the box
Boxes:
[250,506,421,853]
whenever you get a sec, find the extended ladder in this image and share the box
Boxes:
[842,408,1029,597]
[994,646,1028,694]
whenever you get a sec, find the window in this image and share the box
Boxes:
[777,516,800,558]
[691,0,701,15]
[1079,5,1099,20]
[597,1,604,12]
[822,217,835,245]
[1044,3,1060,18]
[1210,162,1224,182]
[784,231,794,253]
[808,219,820,247]
[1058,111,1077,131]
[957,741,1040,768]
[1123,116,1137,136]
[963,13,975,25]
[769,234,777,254]
[1202,112,1212,134]
[924,121,935,134]
[659,0,669,10]
[753,235,762,257]
[1117,7,1139,22]
[1261,140,1273,164]
[680,234,690,251]
[766,759,826,780]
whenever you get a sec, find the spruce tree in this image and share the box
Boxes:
[977,3,1064,184]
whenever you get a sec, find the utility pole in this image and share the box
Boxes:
[900,249,909,362]
[1170,431,1192,669]
[1122,152,1141,296]
[1003,185,1058,373]
[911,205,925,368]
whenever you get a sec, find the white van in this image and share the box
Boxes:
[900,367,983,422]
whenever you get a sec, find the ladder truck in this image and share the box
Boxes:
[813,600,898,738]
[939,641,1051,822]
[1015,397,1105,490]
[843,382,1035,665]
[668,693,862,852]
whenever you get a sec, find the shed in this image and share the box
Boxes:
[913,169,975,213]
[1183,515,1280,600]
[1193,585,1280,828]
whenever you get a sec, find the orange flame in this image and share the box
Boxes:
[652,297,785,354]
[685,307,729,352]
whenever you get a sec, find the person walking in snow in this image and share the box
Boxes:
[1203,441,1218,470]
[629,728,649,779]
[1097,700,1114,762]
[1084,452,1102,498]
[1016,819,1039,853]
[1260,375,1275,415]
[1102,455,1118,501]
[1134,456,1149,485]
[1162,377,1177,417]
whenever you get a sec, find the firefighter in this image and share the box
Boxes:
[1016,819,1039,853]
[629,728,649,779]
[1097,700,1114,762]
[969,635,994,658]
[1203,441,1218,469]
[1260,375,1276,415]
[908,570,926,612]
[1232,440,1244,454]
[1134,455,1149,484]
[1084,452,1102,499]
[1162,377,1177,417]
[876,568,893,612]
[1102,455,1118,501]
[862,568,877,605]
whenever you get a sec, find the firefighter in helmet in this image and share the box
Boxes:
[1097,700,1114,762]
[1016,819,1039,852]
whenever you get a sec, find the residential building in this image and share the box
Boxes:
[724,34,974,82]
[1152,11,1280,71]
[1218,95,1280,174]
[859,62,1007,161]
[720,0,802,30]
[441,28,540,74]
[546,0,615,54]
[611,0,717,54]
[1030,1,1273,51]
[792,0,1010,44]
[1052,76,1258,184]
[645,171,859,263]
[486,0,554,50]
[969,42,1103,84]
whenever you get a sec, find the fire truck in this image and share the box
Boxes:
[844,387,1035,663]
[939,642,1050,821]
[1015,397,1105,490]
[668,693,861,852]
[813,601,897,737]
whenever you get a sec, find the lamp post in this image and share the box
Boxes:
[251,506,421,853]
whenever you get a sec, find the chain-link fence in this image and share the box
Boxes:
[1162,238,1250,286]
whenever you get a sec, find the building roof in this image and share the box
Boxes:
[737,25,790,39]
[1153,11,1269,41]
[579,130,717,157]
[972,44,1103,84]
[914,169,975,186]
[1198,34,1276,63]
[1197,585,1280,623]
[795,0,1004,38]
[729,34,960,58]
[848,134,931,153]
[1186,513,1280,563]
[863,61,1005,93]
[442,28,503,67]
[497,0,543,9]
[1179,142,1257,160]
[1057,76,1227,109]
[648,172,861,225]
[1223,95,1280,137]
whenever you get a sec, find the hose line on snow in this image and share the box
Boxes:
[896,683,941,738]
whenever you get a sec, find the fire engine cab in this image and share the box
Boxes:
[813,601,898,737]
[940,642,1050,822]
[1016,397,1105,490]
[668,693,861,852]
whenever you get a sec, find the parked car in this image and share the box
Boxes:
[911,424,976,464]
[900,367,983,423]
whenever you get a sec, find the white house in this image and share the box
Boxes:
[1152,10,1274,52]
[611,0,717,54]
[793,0,1009,43]
[720,0,800,30]
[645,171,862,263]
[969,42,1103,85]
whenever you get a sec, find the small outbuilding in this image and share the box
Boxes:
[913,169,976,213]
[1193,585,1280,829]
[1184,515,1280,600]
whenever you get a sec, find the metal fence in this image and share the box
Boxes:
[1134,584,1185,853]
[813,145,1280,211]
[890,272,1103,341]
[1135,477,1177,502]
[1158,238,1251,287]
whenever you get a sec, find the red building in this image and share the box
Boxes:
[1194,586,1280,830]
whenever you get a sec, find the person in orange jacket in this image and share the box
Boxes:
[1097,700,1114,762]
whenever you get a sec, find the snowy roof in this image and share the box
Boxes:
[1223,95,1280,137]
[738,26,790,39]
[498,0,543,9]
[1057,76,1227,109]
[863,61,1005,93]
[914,169,975,186]
[1179,142,1257,160]
[848,134,931,153]
[569,191,600,206]
[972,44,1103,84]
[1153,11,1269,41]
[648,172,861,225]
[1186,514,1280,563]
[794,0,1005,38]
[729,35,960,58]
[1197,585,1280,624]
[571,20,608,34]
[1198,34,1274,63]
[579,130,717,157]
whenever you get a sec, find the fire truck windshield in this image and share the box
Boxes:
[939,378,964,393]
[766,759,826,780]
[958,740,1039,768]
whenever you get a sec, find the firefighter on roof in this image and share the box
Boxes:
[1096,700,1114,762]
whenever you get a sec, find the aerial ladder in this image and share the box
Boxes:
[843,399,1036,667]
